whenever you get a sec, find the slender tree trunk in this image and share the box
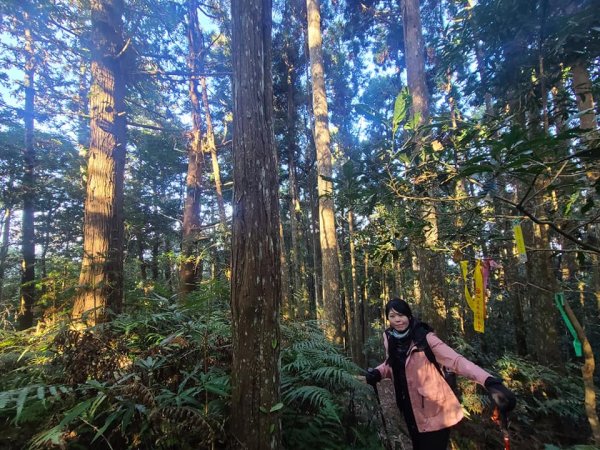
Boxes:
[164,238,173,289]
[337,226,352,352]
[230,0,282,447]
[306,0,343,344]
[562,297,600,443]
[570,59,600,311]
[136,233,147,280]
[279,219,292,316]
[308,149,322,316]
[180,0,205,296]
[200,76,227,228]
[40,211,51,281]
[284,30,308,315]
[18,17,36,330]
[401,0,447,337]
[348,209,363,364]
[0,208,12,303]
[151,235,159,281]
[362,252,370,345]
[73,0,127,324]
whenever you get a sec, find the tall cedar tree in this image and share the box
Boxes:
[180,0,205,295]
[18,10,36,330]
[230,0,282,448]
[401,0,448,337]
[306,0,344,344]
[72,0,127,324]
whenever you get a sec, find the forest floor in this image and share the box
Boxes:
[376,379,413,450]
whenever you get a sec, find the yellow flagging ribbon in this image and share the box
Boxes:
[460,259,485,333]
[513,221,528,263]
[460,261,475,310]
[473,259,485,333]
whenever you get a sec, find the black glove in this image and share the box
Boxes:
[485,377,516,414]
[365,368,381,386]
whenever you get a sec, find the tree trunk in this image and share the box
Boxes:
[401,0,429,125]
[136,233,148,281]
[306,0,343,344]
[562,297,600,443]
[308,150,322,316]
[18,18,36,330]
[401,0,447,337]
[285,30,308,316]
[230,0,282,447]
[0,208,12,303]
[348,209,363,364]
[72,0,127,324]
[164,238,173,289]
[279,219,292,317]
[200,76,227,228]
[337,226,352,352]
[570,59,600,312]
[180,0,205,296]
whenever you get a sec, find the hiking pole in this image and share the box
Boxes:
[492,406,510,450]
[363,369,392,450]
[371,382,393,450]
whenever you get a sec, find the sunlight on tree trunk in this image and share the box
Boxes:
[306,0,343,344]
[180,0,205,296]
[73,0,127,325]
[229,0,282,447]
[562,297,600,443]
[0,208,12,303]
[200,76,227,229]
[279,219,292,316]
[401,0,447,337]
[18,16,36,330]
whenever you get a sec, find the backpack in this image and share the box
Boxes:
[411,323,459,397]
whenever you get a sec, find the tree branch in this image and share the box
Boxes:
[494,194,600,254]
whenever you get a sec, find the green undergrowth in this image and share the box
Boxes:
[0,294,379,449]
[449,336,591,449]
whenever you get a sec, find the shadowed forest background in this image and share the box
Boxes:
[0,0,599,448]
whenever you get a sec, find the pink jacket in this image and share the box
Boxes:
[375,331,491,433]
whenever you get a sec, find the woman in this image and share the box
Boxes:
[365,298,516,450]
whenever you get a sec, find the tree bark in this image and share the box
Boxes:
[562,297,600,443]
[230,0,282,447]
[72,0,127,324]
[348,209,363,364]
[570,59,600,312]
[180,0,205,296]
[401,0,447,337]
[0,208,12,303]
[136,233,148,281]
[284,25,308,316]
[306,0,343,344]
[18,17,36,330]
[279,218,292,316]
[200,76,227,228]
[337,226,351,352]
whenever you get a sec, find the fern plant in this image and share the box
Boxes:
[280,320,381,449]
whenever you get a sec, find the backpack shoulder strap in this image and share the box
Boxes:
[412,323,444,377]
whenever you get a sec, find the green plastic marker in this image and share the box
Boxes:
[554,292,582,357]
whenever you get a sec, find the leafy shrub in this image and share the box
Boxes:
[0,298,381,449]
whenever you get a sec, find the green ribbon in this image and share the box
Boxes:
[554,292,582,357]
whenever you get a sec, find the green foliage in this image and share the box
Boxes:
[280,320,381,449]
[0,300,231,449]
[445,336,591,447]
[0,298,383,449]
